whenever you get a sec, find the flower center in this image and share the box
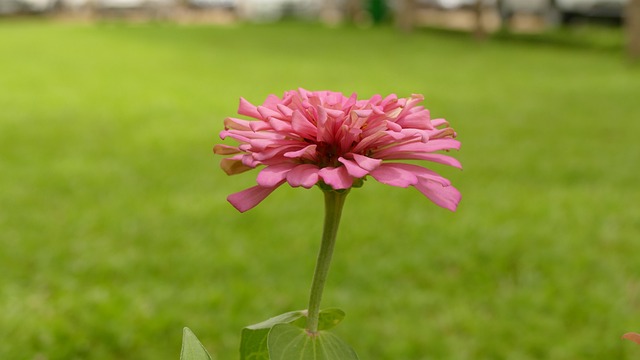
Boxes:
[316,141,340,168]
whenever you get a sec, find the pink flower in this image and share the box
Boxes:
[623,332,640,345]
[214,89,461,212]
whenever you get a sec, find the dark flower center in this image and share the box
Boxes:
[316,141,340,168]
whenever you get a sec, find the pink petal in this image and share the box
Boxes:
[238,97,261,118]
[431,118,448,127]
[366,93,384,105]
[415,153,463,169]
[428,127,456,139]
[227,183,283,212]
[351,131,388,154]
[369,163,418,188]
[377,152,462,169]
[291,110,317,139]
[382,162,451,186]
[252,144,302,161]
[267,118,291,132]
[221,129,280,144]
[413,181,461,211]
[325,108,345,118]
[286,164,320,188]
[344,92,358,109]
[224,117,252,131]
[241,154,260,168]
[385,120,403,132]
[374,139,461,158]
[316,106,331,143]
[352,109,372,118]
[335,125,356,154]
[318,166,353,190]
[248,121,272,132]
[256,163,296,187]
[262,94,282,109]
[284,144,317,160]
[371,104,386,115]
[257,106,282,120]
[352,153,383,171]
[338,157,369,178]
[397,110,433,130]
[384,129,429,142]
[248,138,294,151]
[277,104,293,117]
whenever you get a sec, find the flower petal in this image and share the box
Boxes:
[381,162,451,186]
[374,139,461,158]
[238,97,261,118]
[352,153,382,171]
[220,156,253,175]
[224,117,252,131]
[369,163,419,188]
[277,103,293,117]
[284,144,317,160]
[227,183,283,213]
[286,164,320,188]
[262,94,282,109]
[413,181,461,211]
[396,110,433,130]
[291,110,317,139]
[385,120,403,132]
[376,150,461,169]
[413,153,463,169]
[256,163,296,187]
[318,166,353,190]
[316,106,330,142]
[213,144,241,155]
[257,106,282,120]
[338,157,369,178]
[431,118,448,127]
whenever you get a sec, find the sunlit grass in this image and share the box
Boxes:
[1,20,639,359]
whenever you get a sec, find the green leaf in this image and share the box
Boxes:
[267,323,359,360]
[180,327,213,360]
[316,308,345,331]
[240,327,269,360]
[245,310,306,330]
[240,311,306,360]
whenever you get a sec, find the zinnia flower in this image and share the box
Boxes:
[213,89,461,212]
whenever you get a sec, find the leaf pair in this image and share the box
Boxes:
[240,308,359,360]
[180,309,357,360]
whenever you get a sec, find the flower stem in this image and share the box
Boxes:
[306,189,349,334]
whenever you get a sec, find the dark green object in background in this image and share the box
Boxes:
[367,0,388,24]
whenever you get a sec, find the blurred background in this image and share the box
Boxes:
[1,0,640,359]
[0,0,636,31]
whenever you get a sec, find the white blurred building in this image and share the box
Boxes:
[0,0,324,21]
[0,0,627,23]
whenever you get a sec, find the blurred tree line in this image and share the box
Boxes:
[389,0,640,61]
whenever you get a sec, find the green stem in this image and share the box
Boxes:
[306,189,349,334]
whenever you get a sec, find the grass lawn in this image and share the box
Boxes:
[1,19,639,359]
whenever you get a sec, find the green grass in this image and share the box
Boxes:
[1,19,639,359]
